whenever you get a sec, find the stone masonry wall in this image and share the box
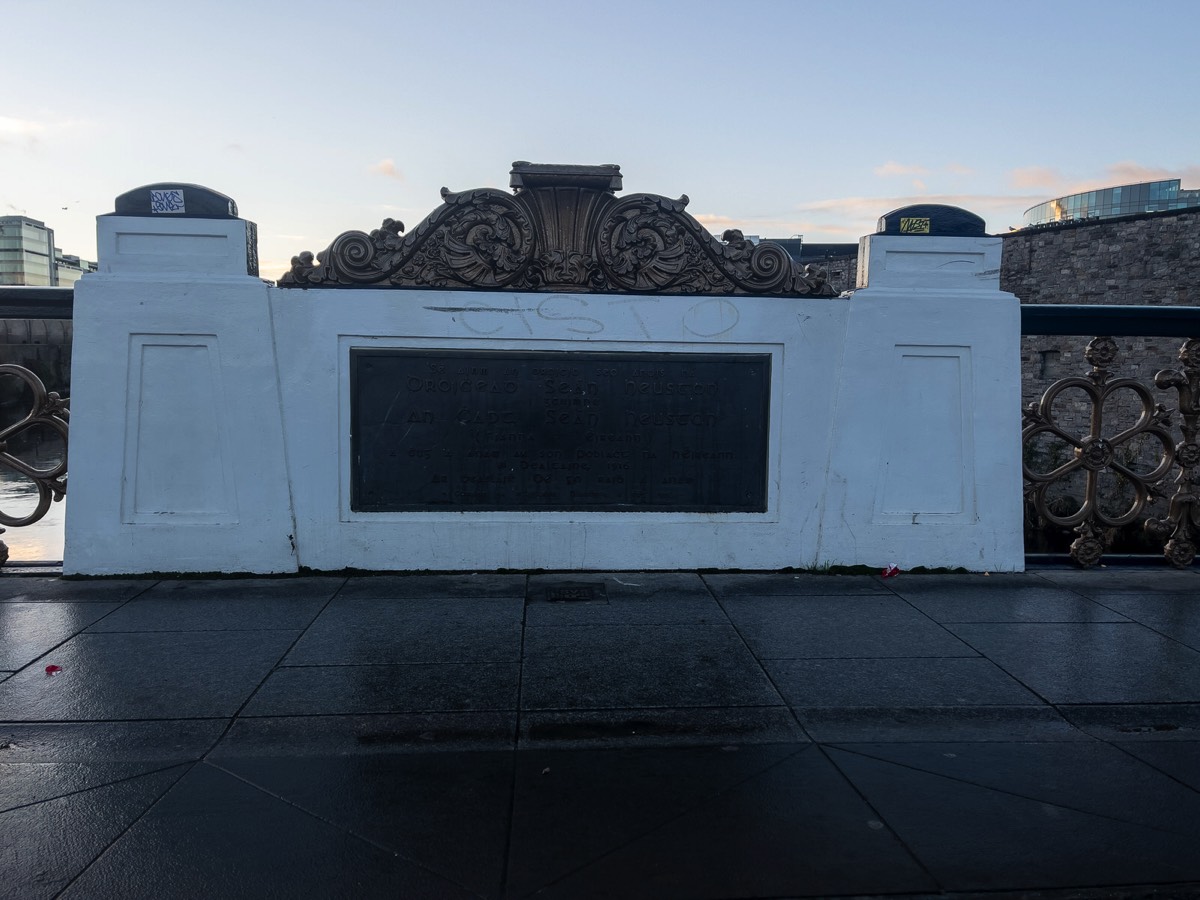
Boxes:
[809,254,857,296]
[1001,209,1200,307]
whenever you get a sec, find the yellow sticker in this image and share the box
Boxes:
[900,217,931,234]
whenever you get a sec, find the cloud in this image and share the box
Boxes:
[369,158,404,180]
[912,179,927,192]
[785,221,864,237]
[693,213,741,228]
[1009,166,1063,190]
[1096,161,1200,189]
[0,115,47,148]
[1009,161,1200,199]
[874,161,930,177]
[0,114,88,144]
[694,211,860,239]
[797,192,1045,215]
[944,163,974,175]
[0,116,46,138]
[697,188,1060,242]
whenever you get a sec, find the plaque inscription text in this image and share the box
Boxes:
[350,350,770,512]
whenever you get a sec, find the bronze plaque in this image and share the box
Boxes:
[350,349,770,512]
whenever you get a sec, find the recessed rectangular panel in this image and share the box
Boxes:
[875,346,975,521]
[123,336,237,522]
[883,250,986,272]
[115,233,227,256]
[350,349,771,512]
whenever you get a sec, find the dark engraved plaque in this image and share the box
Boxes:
[350,350,771,512]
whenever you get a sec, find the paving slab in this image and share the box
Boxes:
[212,712,517,755]
[3,569,1199,898]
[338,573,527,600]
[0,577,155,603]
[1116,741,1200,793]
[893,573,1063,591]
[57,762,478,900]
[828,746,1200,891]
[763,657,1044,708]
[1,765,189,900]
[86,578,341,632]
[243,662,519,716]
[0,720,226,762]
[796,706,1086,744]
[0,630,299,720]
[722,594,978,658]
[522,624,782,710]
[703,572,890,597]
[520,706,806,749]
[135,577,346,602]
[1059,704,1200,741]
[285,596,524,665]
[1,602,124,670]
[216,752,514,897]
[1,759,190,811]
[1029,566,1200,595]
[508,743,935,899]
[828,741,1200,835]
[526,572,726,625]
[1073,591,1200,651]
[947,622,1200,704]
[885,578,1131,623]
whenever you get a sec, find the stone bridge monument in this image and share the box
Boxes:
[65,164,1022,574]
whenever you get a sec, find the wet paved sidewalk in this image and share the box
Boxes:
[2,567,1200,899]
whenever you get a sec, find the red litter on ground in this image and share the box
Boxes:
[881,564,901,578]
[45,665,62,675]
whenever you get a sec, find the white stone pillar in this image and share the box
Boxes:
[820,231,1024,571]
[64,185,297,574]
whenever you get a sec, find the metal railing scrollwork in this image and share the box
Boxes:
[1144,339,1200,567]
[1022,333,1199,568]
[0,364,69,566]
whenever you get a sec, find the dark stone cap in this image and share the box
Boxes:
[510,162,622,193]
[876,204,986,237]
[111,183,238,218]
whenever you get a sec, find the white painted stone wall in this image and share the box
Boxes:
[64,215,1023,574]
[824,234,1024,570]
[66,217,296,574]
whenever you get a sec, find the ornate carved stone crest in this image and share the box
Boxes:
[279,162,836,297]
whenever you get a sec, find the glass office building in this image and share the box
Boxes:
[1024,179,1200,227]
[0,216,57,285]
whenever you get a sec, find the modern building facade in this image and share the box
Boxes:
[0,216,57,285]
[1023,179,1200,227]
[54,252,97,285]
[0,215,96,285]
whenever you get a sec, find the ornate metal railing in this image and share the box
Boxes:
[0,287,72,565]
[1022,306,1200,568]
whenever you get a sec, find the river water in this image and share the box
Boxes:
[1,434,66,563]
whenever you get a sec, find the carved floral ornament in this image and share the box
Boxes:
[280,163,836,297]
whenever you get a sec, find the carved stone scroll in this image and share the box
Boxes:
[279,162,837,297]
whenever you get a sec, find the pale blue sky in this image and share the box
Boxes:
[5,0,1199,279]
